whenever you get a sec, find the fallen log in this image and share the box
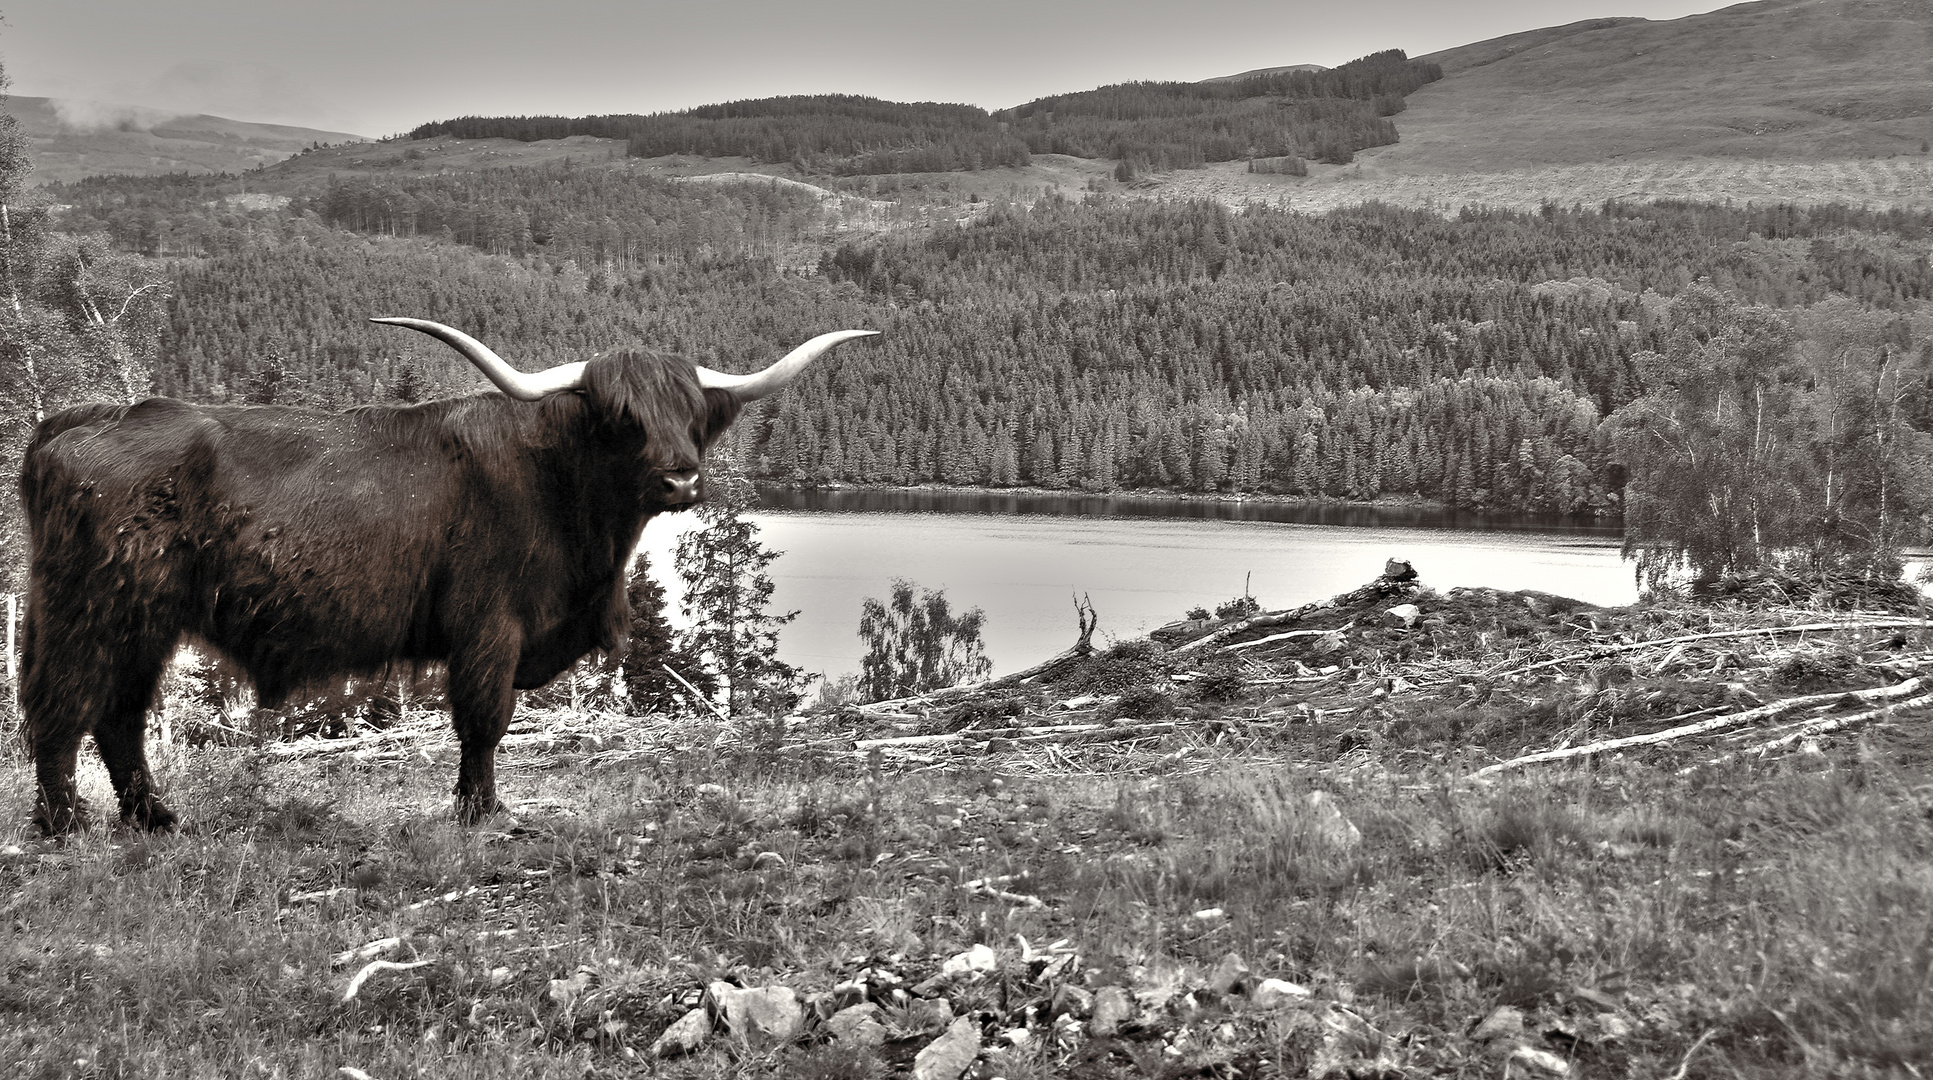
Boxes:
[1174,601,1334,655]
[263,722,443,758]
[1225,625,1353,653]
[1484,619,1928,681]
[853,720,1193,754]
[1468,676,1930,780]
[1699,691,1933,768]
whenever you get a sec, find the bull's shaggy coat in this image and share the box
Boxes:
[20,347,744,834]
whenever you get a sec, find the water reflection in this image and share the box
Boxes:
[751,484,1622,536]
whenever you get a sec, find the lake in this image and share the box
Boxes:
[640,488,1636,682]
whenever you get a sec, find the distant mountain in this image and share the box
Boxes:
[1385,0,1933,171]
[9,96,370,185]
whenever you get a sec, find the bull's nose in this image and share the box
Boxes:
[662,472,701,505]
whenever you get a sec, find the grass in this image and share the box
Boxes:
[4,699,1931,1078]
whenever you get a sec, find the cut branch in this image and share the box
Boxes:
[1468,676,1930,779]
[1485,619,1928,680]
[1174,601,1334,654]
[1700,690,1933,767]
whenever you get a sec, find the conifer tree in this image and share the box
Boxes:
[615,554,716,716]
[674,478,806,717]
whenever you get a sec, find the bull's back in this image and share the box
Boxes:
[21,398,467,689]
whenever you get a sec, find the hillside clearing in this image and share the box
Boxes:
[1149,155,1933,215]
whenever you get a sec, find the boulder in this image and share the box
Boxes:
[1089,986,1135,1036]
[1251,978,1312,1009]
[826,1002,888,1047]
[708,983,803,1045]
[912,1015,982,1080]
[649,1007,711,1058]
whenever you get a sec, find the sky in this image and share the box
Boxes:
[2,0,1736,140]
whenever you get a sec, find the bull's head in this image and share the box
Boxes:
[372,317,876,506]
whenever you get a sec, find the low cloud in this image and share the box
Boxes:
[141,60,324,123]
[69,60,340,130]
[50,99,185,132]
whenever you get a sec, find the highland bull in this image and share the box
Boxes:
[18,318,875,834]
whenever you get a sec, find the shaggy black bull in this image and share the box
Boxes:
[18,319,875,835]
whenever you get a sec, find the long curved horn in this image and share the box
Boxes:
[371,317,586,401]
[696,330,879,402]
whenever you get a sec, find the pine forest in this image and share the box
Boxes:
[40,159,1933,528]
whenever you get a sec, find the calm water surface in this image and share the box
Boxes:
[642,489,1635,681]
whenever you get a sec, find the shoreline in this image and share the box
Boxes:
[750,479,1622,519]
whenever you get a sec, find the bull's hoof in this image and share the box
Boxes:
[453,794,509,825]
[119,794,179,833]
[32,795,90,838]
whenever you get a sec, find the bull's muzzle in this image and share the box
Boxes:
[662,471,702,506]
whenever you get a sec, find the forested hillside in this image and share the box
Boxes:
[411,97,1033,176]
[43,158,1933,516]
[1000,50,1440,173]
[398,50,1439,178]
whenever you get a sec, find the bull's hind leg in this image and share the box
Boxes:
[23,609,178,835]
[28,724,87,836]
[91,645,179,831]
[21,613,94,836]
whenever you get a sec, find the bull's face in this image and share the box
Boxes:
[577,346,739,513]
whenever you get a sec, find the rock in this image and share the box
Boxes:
[902,996,954,1035]
[910,975,951,997]
[1151,618,1216,645]
[941,943,997,977]
[708,983,803,1045]
[826,1002,888,1047]
[1383,559,1417,581]
[1307,631,1347,657]
[1251,978,1312,1009]
[751,851,785,870]
[823,981,869,1013]
[650,1007,711,1058]
[1509,1045,1572,1076]
[1304,791,1362,849]
[1384,603,1421,627]
[912,1015,982,1080]
[1049,983,1094,1019]
[1311,1006,1395,1080]
[1210,952,1252,996]
[1089,986,1135,1037]
[1471,1005,1525,1042]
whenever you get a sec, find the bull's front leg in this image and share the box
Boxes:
[446,628,522,824]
